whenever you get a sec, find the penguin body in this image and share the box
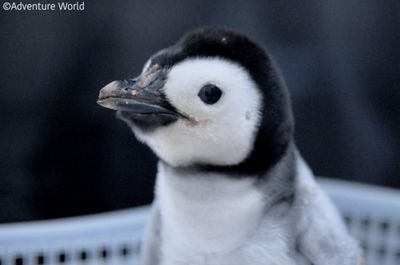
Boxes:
[98,27,362,265]
[148,157,353,265]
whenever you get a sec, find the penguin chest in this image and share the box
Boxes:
[159,215,302,265]
[155,164,304,265]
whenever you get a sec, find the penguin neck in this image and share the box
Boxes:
[155,148,296,254]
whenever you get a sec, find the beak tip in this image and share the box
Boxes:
[96,99,107,108]
[96,98,118,110]
[98,80,120,100]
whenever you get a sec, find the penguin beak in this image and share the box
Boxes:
[97,65,182,125]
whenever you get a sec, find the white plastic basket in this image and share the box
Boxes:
[0,207,149,265]
[0,178,399,265]
[318,179,400,265]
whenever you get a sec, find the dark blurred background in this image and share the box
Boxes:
[1,0,399,223]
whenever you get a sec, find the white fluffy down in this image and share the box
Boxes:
[134,57,262,167]
[157,164,265,255]
[153,156,361,265]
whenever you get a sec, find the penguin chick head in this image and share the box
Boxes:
[98,27,294,175]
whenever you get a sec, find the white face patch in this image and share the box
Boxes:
[133,57,263,167]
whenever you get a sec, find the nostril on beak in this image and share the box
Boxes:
[126,78,137,86]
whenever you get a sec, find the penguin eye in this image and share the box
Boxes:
[198,84,222,105]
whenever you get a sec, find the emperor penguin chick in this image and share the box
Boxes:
[98,27,362,265]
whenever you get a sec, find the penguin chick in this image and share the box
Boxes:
[97,27,362,265]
